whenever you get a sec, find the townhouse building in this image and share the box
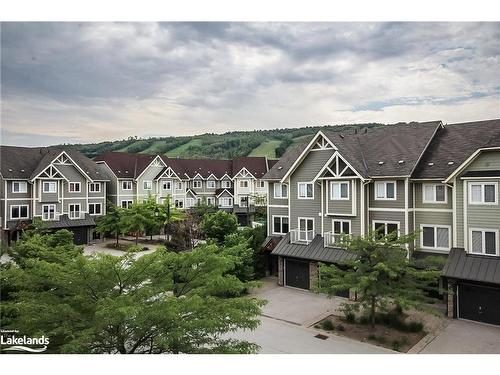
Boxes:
[0,146,110,245]
[94,152,276,226]
[263,119,500,325]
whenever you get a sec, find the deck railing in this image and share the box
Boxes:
[290,229,315,244]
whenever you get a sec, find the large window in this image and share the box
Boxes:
[219,197,233,207]
[258,180,265,188]
[330,181,349,200]
[273,216,289,235]
[121,200,133,209]
[143,180,152,190]
[332,220,351,243]
[185,198,195,208]
[69,182,81,193]
[42,204,56,220]
[207,197,215,205]
[374,181,396,200]
[298,182,313,199]
[10,205,29,219]
[69,204,81,219]
[193,180,202,189]
[43,181,57,193]
[421,225,450,250]
[273,183,288,199]
[373,221,399,238]
[423,184,447,203]
[89,183,101,192]
[469,182,497,205]
[239,180,249,188]
[221,180,231,188]
[298,217,314,242]
[470,229,498,255]
[12,181,27,193]
[175,182,183,190]
[122,181,132,190]
[206,180,216,189]
[89,203,102,216]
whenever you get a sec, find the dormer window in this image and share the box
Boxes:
[193,180,202,189]
[221,180,231,188]
[207,180,216,189]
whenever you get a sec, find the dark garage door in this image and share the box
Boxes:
[458,283,500,325]
[69,227,89,245]
[285,259,309,290]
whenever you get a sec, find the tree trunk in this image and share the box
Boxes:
[370,296,376,328]
[136,232,139,245]
[116,232,120,246]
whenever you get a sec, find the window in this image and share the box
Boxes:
[186,198,195,208]
[470,229,498,255]
[332,220,351,243]
[273,183,288,199]
[121,200,133,209]
[122,181,132,190]
[42,204,56,220]
[174,199,184,208]
[273,216,289,235]
[421,225,450,250]
[206,180,216,189]
[298,218,314,242]
[219,197,233,207]
[423,184,447,203]
[375,181,396,200]
[469,182,497,205]
[43,181,57,193]
[239,196,248,207]
[69,182,81,193]
[258,180,265,188]
[221,180,231,188]
[175,181,183,190]
[163,181,172,190]
[298,182,314,199]
[207,197,215,205]
[10,205,29,219]
[69,204,81,219]
[239,180,249,188]
[373,221,399,238]
[89,203,102,216]
[89,183,101,192]
[330,181,349,200]
[193,180,202,189]
[12,181,27,193]
[143,180,152,190]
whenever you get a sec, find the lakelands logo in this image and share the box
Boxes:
[0,329,49,353]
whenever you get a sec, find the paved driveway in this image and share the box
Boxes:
[420,320,500,354]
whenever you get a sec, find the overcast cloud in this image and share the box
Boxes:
[1,22,499,146]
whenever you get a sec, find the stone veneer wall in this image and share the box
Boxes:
[447,280,456,318]
[309,261,318,290]
[278,256,284,286]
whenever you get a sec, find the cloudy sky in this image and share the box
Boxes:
[1,22,499,146]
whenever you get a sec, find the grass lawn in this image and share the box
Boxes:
[116,139,152,152]
[165,138,202,157]
[248,140,281,158]
[139,140,171,154]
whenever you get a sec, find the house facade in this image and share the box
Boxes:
[94,153,276,226]
[263,119,500,325]
[0,146,110,245]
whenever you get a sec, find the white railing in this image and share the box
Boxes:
[290,229,315,244]
[323,231,337,248]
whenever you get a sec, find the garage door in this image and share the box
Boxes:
[458,283,500,325]
[69,227,89,245]
[285,259,309,289]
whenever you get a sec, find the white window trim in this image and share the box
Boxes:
[163,181,172,190]
[89,182,101,193]
[374,181,397,201]
[42,204,56,221]
[297,182,314,199]
[122,181,133,191]
[69,182,81,193]
[193,180,203,189]
[174,198,184,208]
[219,197,233,207]
[143,180,152,190]
[298,217,315,235]
[422,184,448,204]
[273,183,288,199]
[469,228,499,256]
[42,181,57,193]
[332,219,352,234]
[468,182,498,205]
[207,197,216,205]
[420,224,451,251]
[206,180,216,189]
[330,181,350,200]
[221,180,231,188]
[175,182,183,190]
[372,220,400,236]
[121,200,133,209]
[89,203,102,216]
[10,204,29,219]
[69,203,81,219]
[272,215,289,235]
[239,180,250,188]
[12,181,28,193]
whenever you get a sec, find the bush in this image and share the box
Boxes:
[336,324,345,331]
[322,320,334,331]
[392,340,401,352]
[405,321,424,333]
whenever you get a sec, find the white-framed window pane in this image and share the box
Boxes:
[435,185,446,202]
[387,223,398,235]
[273,217,281,233]
[485,232,496,255]
[422,227,435,247]
[436,227,449,248]
[306,183,313,197]
[299,183,306,197]
[333,221,341,234]
[471,185,482,203]
[424,185,434,202]
[376,183,385,198]
[340,183,348,198]
[332,183,340,199]
[484,185,496,203]
[342,221,350,234]
[471,231,482,253]
[13,181,27,193]
[386,183,395,198]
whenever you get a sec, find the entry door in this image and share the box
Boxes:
[458,283,500,325]
[285,259,310,289]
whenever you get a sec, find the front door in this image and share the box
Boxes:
[285,259,310,289]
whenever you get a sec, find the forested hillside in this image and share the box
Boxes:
[66,123,384,159]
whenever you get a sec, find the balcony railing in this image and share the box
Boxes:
[290,229,315,244]
[324,231,338,247]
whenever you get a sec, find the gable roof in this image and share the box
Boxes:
[0,146,105,181]
[232,156,269,179]
[94,152,156,179]
[412,119,500,179]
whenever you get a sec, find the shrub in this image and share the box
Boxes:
[406,321,424,333]
[340,304,357,323]
[322,320,334,331]
[368,334,376,341]
[392,340,401,352]
[336,324,345,332]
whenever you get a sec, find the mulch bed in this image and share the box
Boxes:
[314,315,426,352]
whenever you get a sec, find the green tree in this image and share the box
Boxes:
[95,202,125,246]
[158,195,184,241]
[316,231,440,328]
[200,211,238,244]
[1,231,264,354]
[122,202,151,245]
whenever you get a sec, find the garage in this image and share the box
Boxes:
[285,258,310,289]
[458,283,500,325]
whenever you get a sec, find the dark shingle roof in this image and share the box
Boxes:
[271,234,356,263]
[94,152,156,179]
[443,248,500,285]
[232,156,269,178]
[413,119,500,179]
[0,146,106,181]
[262,142,309,180]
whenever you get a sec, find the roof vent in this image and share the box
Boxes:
[398,160,404,164]
[118,170,121,173]
[339,134,344,139]
[278,166,283,170]
[448,161,454,165]
[20,169,25,172]
[8,168,13,172]
[428,162,434,166]
[378,161,384,165]
[125,170,129,173]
